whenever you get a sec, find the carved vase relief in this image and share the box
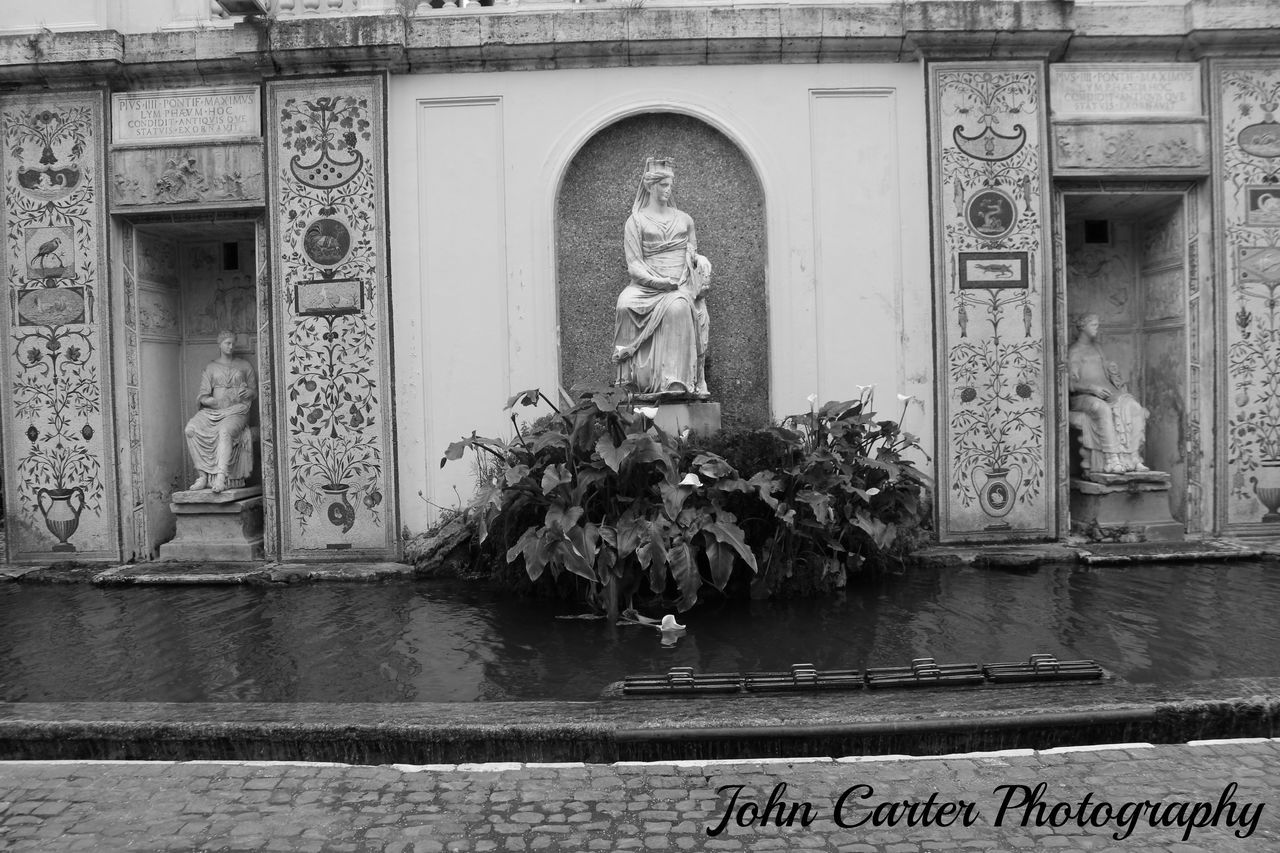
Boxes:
[269,80,394,555]
[933,66,1051,538]
[1,94,116,558]
[1219,66,1280,526]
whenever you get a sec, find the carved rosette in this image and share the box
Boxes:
[267,78,396,557]
[931,64,1054,540]
[1218,64,1280,528]
[0,93,119,559]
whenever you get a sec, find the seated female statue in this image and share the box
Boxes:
[612,158,713,400]
[184,330,257,493]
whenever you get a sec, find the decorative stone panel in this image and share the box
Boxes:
[0,92,120,560]
[929,63,1055,541]
[267,77,398,559]
[1212,61,1280,531]
[1053,121,1209,176]
[110,143,265,210]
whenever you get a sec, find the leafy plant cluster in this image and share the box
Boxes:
[444,383,930,614]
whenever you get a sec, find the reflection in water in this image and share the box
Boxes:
[1,562,1278,702]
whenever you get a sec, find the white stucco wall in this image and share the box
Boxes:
[388,62,934,533]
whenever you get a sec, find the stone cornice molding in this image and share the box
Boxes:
[0,1,1277,86]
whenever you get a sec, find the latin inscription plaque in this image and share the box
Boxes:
[112,86,261,146]
[1050,64,1201,118]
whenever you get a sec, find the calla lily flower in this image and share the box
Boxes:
[636,406,659,419]
[679,473,703,488]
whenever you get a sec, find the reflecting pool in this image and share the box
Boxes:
[1,561,1278,703]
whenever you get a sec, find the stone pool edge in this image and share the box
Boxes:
[1,678,1275,765]
[0,536,1274,584]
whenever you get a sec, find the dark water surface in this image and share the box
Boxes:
[1,561,1278,703]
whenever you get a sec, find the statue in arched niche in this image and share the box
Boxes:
[184,330,257,493]
[612,158,713,400]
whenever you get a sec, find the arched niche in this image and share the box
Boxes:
[555,112,769,428]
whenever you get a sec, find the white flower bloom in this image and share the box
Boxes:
[806,393,818,404]
[897,393,915,403]
[679,473,703,488]
[866,487,881,496]
[637,406,659,419]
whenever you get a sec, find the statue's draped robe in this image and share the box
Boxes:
[614,210,708,396]
[184,358,256,481]
[1068,345,1147,471]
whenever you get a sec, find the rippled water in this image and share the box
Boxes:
[1,561,1278,703]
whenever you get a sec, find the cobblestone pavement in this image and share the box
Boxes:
[0,740,1276,852]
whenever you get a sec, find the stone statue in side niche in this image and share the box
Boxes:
[1068,313,1149,476]
[612,158,713,400]
[184,330,257,493]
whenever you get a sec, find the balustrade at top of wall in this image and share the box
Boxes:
[210,0,401,19]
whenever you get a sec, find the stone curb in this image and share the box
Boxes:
[2,739,1279,773]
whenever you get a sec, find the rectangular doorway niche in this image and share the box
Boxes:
[119,217,263,560]
[1060,190,1199,536]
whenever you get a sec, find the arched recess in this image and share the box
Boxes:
[555,112,770,428]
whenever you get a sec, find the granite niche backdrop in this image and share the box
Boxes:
[0,92,120,561]
[267,77,398,559]
[556,113,769,428]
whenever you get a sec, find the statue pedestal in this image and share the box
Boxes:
[1069,472,1183,541]
[652,401,722,437]
[158,486,264,562]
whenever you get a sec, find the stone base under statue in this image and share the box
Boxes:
[1070,471,1183,541]
[158,486,264,562]
[651,401,721,437]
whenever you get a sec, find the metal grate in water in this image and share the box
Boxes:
[621,654,1104,696]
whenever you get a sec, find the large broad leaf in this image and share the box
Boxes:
[748,472,781,509]
[597,544,619,580]
[692,454,735,480]
[659,481,690,519]
[572,467,611,503]
[667,541,698,611]
[505,388,542,410]
[620,434,671,470]
[540,464,573,495]
[704,537,735,591]
[505,527,538,566]
[639,522,667,594]
[440,432,503,467]
[554,538,596,582]
[616,513,644,558]
[532,430,572,454]
[563,526,598,581]
[595,434,628,472]
[853,509,891,549]
[794,490,832,525]
[503,464,531,487]
[707,518,757,573]
[544,503,584,533]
